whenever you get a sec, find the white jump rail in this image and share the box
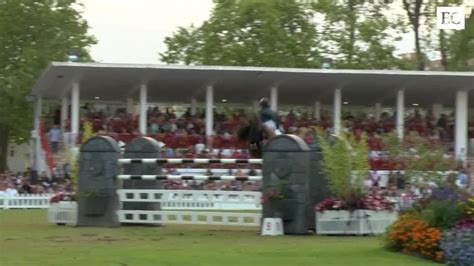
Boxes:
[117,189,262,203]
[0,193,53,209]
[117,210,261,226]
[118,158,263,164]
[117,189,262,225]
[117,175,262,181]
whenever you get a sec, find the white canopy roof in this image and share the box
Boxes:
[31,62,474,107]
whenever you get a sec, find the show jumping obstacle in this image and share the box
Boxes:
[74,135,328,234]
[115,155,264,226]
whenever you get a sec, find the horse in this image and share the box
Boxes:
[237,115,267,158]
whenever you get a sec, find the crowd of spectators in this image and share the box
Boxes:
[64,104,473,147]
[10,104,468,196]
[0,164,72,196]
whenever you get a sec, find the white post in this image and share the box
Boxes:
[333,88,341,135]
[396,89,405,140]
[314,101,321,120]
[33,96,42,172]
[139,84,147,135]
[432,103,443,120]
[205,85,214,137]
[191,98,197,116]
[71,82,80,136]
[60,97,68,132]
[455,90,468,164]
[126,98,134,115]
[375,103,382,122]
[270,86,278,111]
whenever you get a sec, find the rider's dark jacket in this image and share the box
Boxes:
[259,107,279,127]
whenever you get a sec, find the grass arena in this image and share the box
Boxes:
[0,210,437,266]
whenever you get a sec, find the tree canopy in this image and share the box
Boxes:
[446,12,474,71]
[160,0,320,68]
[311,0,406,69]
[0,0,95,171]
[161,0,473,71]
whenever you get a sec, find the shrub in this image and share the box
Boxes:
[421,200,466,230]
[466,196,474,218]
[317,130,369,203]
[388,214,443,262]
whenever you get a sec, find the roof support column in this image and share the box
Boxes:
[270,86,278,112]
[190,98,197,116]
[396,89,405,140]
[33,96,42,171]
[205,85,214,137]
[126,97,135,116]
[139,84,148,135]
[432,103,443,120]
[313,101,321,121]
[333,88,342,136]
[71,82,80,136]
[375,103,382,122]
[455,89,468,165]
[61,96,69,132]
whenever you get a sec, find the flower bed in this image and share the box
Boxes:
[385,189,474,265]
[388,214,443,262]
[440,218,474,266]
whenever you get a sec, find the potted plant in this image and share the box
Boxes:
[315,131,397,235]
[48,191,78,226]
[261,186,297,222]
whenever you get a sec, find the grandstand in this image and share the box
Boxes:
[26,62,473,177]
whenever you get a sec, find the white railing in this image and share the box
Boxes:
[117,189,262,210]
[0,193,53,209]
[117,210,261,226]
[117,189,262,226]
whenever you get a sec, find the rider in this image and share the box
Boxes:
[258,97,281,138]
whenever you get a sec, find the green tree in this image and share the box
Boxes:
[160,0,320,67]
[446,11,474,71]
[401,0,445,71]
[0,0,95,171]
[311,0,406,69]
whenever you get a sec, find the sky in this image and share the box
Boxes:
[77,0,436,64]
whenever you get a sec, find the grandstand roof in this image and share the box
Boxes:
[31,62,474,106]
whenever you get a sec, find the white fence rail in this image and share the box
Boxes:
[117,189,262,210]
[117,189,262,226]
[0,194,52,209]
[117,210,261,226]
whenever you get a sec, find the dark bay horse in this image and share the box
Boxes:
[237,116,265,158]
